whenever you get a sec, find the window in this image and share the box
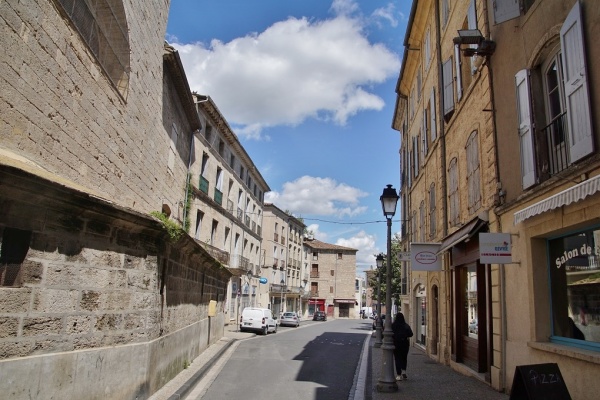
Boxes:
[330,270,335,277]
[441,0,450,28]
[548,228,600,350]
[218,140,225,157]
[337,253,343,260]
[424,28,431,68]
[448,158,459,226]
[423,109,429,156]
[430,88,437,142]
[168,124,178,172]
[492,0,535,24]
[205,125,212,145]
[443,58,454,120]
[210,220,218,245]
[199,153,209,193]
[412,210,417,242]
[417,69,422,101]
[429,183,436,237]
[53,0,130,98]
[466,131,481,214]
[330,286,334,294]
[413,136,419,177]
[194,211,204,240]
[312,252,318,261]
[419,201,426,242]
[215,168,223,191]
[514,2,592,188]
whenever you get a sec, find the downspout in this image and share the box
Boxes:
[481,0,506,391]
[434,0,451,362]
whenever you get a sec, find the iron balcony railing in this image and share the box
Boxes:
[227,199,234,213]
[542,112,570,176]
[196,240,230,265]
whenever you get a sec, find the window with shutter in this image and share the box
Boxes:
[429,183,436,237]
[443,58,454,119]
[492,0,519,24]
[466,131,481,214]
[561,1,593,162]
[454,45,463,101]
[448,158,459,226]
[515,69,536,189]
[430,89,437,141]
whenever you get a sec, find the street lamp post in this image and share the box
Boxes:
[374,254,384,348]
[377,184,399,393]
[280,278,286,316]
[246,269,253,307]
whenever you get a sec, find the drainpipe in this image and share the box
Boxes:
[481,0,506,391]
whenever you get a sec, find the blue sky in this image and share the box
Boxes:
[166,0,409,274]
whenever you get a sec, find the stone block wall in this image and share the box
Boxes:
[0,166,230,398]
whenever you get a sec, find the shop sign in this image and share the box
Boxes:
[479,233,512,264]
[410,243,442,271]
[259,277,268,284]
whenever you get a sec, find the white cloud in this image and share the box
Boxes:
[371,3,399,28]
[336,230,379,273]
[264,176,368,217]
[305,223,328,242]
[171,11,400,139]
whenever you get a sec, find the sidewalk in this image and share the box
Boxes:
[149,324,510,400]
[367,334,509,400]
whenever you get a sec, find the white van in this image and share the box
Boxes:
[239,307,277,335]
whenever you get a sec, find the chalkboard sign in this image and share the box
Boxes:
[509,363,571,400]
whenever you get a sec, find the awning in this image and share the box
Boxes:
[438,217,488,254]
[514,175,600,225]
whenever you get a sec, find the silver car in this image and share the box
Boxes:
[279,312,300,327]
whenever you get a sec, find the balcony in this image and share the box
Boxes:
[234,255,250,271]
[199,176,209,194]
[213,188,223,205]
[310,291,319,297]
[542,112,569,176]
[310,271,319,278]
[274,233,279,242]
[244,215,250,227]
[237,207,243,220]
[196,240,230,265]
[227,199,234,213]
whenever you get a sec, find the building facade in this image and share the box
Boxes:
[190,94,270,324]
[262,204,307,317]
[394,0,600,398]
[0,1,230,398]
[303,239,358,318]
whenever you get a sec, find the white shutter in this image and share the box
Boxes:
[423,111,428,155]
[454,45,463,101]
[515,69,536,189]
[430,89,437,141]
[493,0,520,24]
[561,1,593,162]
[468,0,477,73]
[443,58,454,116]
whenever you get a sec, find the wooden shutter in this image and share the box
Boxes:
[430,89,437,141]
[561,1,593,162]
[493,0,519,24]
[443,58,454,116]
[454,45,463,101]
[515,69,536,189]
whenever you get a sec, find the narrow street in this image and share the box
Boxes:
[186,319,372,400]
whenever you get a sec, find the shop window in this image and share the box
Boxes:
[548,228,600,350]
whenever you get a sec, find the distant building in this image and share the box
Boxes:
[303,238,357,318]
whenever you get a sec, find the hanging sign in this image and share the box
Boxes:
[398,251,411,262]
[410,243,442,271]
[479,233,512,264]
[259,277,268,284]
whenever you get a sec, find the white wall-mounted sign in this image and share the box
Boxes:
[398,251,411,262]
[479,233,512,264]
[410,243,442,271]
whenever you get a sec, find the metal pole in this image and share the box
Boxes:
[374,267,383,347]
[377,217,398,392]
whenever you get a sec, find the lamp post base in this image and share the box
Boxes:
[376,381,399,393]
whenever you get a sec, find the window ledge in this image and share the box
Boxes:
[528,341,600,365]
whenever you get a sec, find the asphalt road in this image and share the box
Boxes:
[186,319,373,400]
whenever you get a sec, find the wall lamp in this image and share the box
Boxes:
[453,29,496,57]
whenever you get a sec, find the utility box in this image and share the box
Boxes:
[208,300,217,317]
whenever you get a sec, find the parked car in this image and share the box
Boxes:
[469,319,478,334]
[312,311,327,321]
[240,307,277,335]
[279,312,300,327]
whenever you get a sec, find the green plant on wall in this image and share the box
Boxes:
[150,211,184,242]
[182,172,192,232]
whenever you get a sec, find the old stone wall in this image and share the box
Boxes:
[0,166,230,398]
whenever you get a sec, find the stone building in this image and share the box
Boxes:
[394,0,499,387]
[0,1,229,398]
[303,238,357,318]
[262,204,307,318]
[489,0,600,398]
[189,94,270,325]
[394,0,600,398]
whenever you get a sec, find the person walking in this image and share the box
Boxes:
[392,312,413,381]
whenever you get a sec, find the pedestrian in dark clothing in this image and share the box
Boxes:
[392,312,413,381]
